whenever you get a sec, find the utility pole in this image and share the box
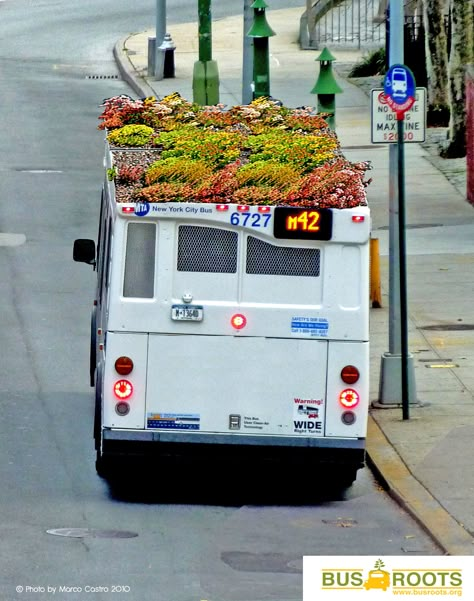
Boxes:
[193,0,220,105]
[377,0,417,413]
[155,0,167,79]
[242,0,254,104]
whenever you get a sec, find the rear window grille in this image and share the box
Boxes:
[177,226,238,273]
[246,236,320,277]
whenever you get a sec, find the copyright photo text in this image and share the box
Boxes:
[15,585,131,595]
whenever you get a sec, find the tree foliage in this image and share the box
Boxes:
[443,0,474,157]
[422,0,450,123]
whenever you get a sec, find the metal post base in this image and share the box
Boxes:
[373,352,421,408]
[147,38,156,78]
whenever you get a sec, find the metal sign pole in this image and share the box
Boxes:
[155,0,167,79]
[396,115,410,420]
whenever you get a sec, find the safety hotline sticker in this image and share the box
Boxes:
[147,413,200,430]
[291,317,329,337]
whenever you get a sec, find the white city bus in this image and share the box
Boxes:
[74,160,370,486]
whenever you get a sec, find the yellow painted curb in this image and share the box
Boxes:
[366,416,474,555]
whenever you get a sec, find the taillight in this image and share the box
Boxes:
[115,356,134,375]
[339,389,360,409]
[114,380,133,400]
[231,313,247,330]
[115,402,130,416]
[341,365,360,384]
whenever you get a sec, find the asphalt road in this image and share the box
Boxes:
[0,1,442,600]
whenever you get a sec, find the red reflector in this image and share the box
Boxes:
[122,206,135,213]
[258,206,271,213]
[231,313,247,330]
[341,365,360,384]
[216,204,229,211]
[115,356,134,375]
[339,388,360,409]
[352,215,365,222]
[237,205,249,212]
[114,380,133,400]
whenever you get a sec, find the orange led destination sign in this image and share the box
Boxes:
[273,207,333,240]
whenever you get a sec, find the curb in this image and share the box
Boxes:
[366,416,474,555]
[113,37,156,99]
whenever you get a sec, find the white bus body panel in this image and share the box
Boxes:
[145,335,328,437]
[99,198,370,453]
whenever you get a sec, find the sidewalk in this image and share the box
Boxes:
[114,8,474,555]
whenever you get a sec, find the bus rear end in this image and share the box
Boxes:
[98,202,370,485]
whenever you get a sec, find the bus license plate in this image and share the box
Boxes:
[171,305,204,321]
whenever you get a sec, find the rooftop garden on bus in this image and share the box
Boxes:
[98,93,371,208]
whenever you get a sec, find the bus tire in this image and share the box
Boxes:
[93,363,103,451]
[95,452,118,481]
[89,306,97,387]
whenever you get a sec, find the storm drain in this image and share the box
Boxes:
[377,223,443,231]
[46,528,138,539]
[85,74,120,80]
[221,551,302,574]
[322,518,358,527]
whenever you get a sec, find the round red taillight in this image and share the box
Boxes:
[114,380,133,400]
[115,356,134,375]
[339,388,360,409]
[231,314,247,330]
[341,365,360,384]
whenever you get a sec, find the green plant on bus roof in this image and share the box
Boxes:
[284,158,371,208]
[236,160,301,189]
[231,185,282,205]
[145,157,213,186]
[132,181,195,203]
[247,131,339,173]
[157,126,243,169]
[106,167,117,181]
[101,93,372,207]
[107,124,154,147]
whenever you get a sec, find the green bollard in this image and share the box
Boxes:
[193,0,220,105]
[310,47,343,130]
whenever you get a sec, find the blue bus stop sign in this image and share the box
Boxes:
[383,64,416,118]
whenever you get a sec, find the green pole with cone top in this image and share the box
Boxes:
[246,0,275,99]
[311,47,343,130]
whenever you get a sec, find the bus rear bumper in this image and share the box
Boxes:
[101,429,366,468]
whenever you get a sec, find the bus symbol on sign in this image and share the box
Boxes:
[383,64,416,117]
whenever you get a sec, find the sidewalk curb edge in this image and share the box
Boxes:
[366,415,474,555]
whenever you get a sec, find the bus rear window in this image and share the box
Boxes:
[246,236,320,277]
[177,225,238,273]
[123,222,156,298]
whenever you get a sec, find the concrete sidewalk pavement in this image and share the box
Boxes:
[113,8,474,555]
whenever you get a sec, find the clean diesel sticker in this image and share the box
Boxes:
[291,317,329,337]
[147,412,200,430]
